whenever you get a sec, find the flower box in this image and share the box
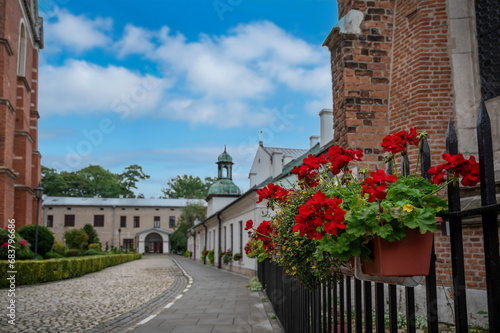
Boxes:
[361,227,434,277]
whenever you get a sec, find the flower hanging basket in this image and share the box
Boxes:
[361,226,435,277]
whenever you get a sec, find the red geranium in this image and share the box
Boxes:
[292,190,346,240]
[244,219,253,231]
[361,169,398,202]
[292,154,328,187]
[429,153,480,187]
[381,127,419,154]
[257,183,290,204]
[327,145,363,175]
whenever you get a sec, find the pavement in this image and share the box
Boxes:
[130,257,277,333]
[0,255,280,333]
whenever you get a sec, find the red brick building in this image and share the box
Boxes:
[0,0,44,228]
[324,0,499,295]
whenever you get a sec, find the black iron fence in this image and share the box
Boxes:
[258,100,500,332]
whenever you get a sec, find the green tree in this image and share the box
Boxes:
[170,202,207,252]
[82,224,100,245]
[161,175,216,199]
[41,164,150,198]
[64,229,89,250]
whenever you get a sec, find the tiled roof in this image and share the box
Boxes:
[42,196,205,207]
[262,146,308,159]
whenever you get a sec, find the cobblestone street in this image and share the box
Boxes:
[0,255,184,333]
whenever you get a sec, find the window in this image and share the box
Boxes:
[94,215,104,227]
[133,216,140,228]
[230,224,233,251]
[123,239,134,251]
[17,21,26,77]
[239,221,243,254]
[213,232,216,251]
[120,216,126,228]
[223,226,227,250]
[154,216,160,228]
[169,216,175,229]
[64,215,75,227]
[47,215,53,228]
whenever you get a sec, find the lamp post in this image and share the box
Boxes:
[33,184,44,260]
[118,228,122,253]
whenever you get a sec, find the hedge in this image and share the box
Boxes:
[0,253,142,288]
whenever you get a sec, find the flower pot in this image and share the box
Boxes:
[361,227,434,277]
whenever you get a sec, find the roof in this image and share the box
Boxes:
[217,149,233,163]
[42,196,206,208]
[262,146,308,159]
[207,179,241,196]
[136,227,173,235]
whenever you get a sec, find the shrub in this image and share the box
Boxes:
[18,225,54,256]
[66,249,82,257]
[88,243,101,251]
[0,228,32,260]
[222,249,233,265]
[52,241,68,256]
[84,250,102,256]
[64,229,88,250]
[0,253,142,287]
[83,224,100,246]
[208,249,215,265]
[246,277,263,291]
[44,252,65,259]
[233,252,243,261]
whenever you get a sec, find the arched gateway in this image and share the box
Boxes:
[136,228,172,254]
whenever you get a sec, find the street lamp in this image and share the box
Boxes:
[33,184,44,260]
[118,228,122,253]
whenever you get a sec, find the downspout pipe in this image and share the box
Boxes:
[112,205,116,247]
[217,212,222,269]
[203,221,208,265]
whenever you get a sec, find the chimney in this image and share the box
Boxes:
[319,108,334,147]
[272,151,283,178]
[119,195,124,199]
[309,135,320,148]
[283,155,293,166]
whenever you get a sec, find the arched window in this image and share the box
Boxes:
[17,21,27,77]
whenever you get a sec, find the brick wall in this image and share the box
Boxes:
[328,0,494,289]
[0,0,41,228]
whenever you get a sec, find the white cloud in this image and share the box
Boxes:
[114,25,156,58]
[39,60,168,116]
[44,8,112,52]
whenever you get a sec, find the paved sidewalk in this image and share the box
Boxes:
[131,258,278,333]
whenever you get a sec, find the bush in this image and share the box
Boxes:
[18,225,54,256]
[52,241,68,256]
[44,252,65,259]
[83,224,100,246]
[0,253,142,287]
[208,249,215,265]
[64,229,88,250]
[88,243,101,251]
[84,250,103,256]
[233,252,243,261]
[0,228,32,260]
[66,249,82,257]
[222,249,233,265]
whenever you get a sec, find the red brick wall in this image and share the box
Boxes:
[0,0,41,228]
[388,0,453,166]
[329,0,493,289]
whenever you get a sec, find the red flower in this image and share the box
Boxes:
[1,242,8,248]
[244,219,253,231]
[381,127,420,154]
[20,239,27,246]
[292,190,346,240]
[361,169,397,202]
[292,154,328,187]
[430,153,481,187]
[327,146,363,175]
[257,183,289,204]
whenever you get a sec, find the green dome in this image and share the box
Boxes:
[217,150,233,163]
[208,179,241,196]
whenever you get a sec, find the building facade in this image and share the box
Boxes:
[0,0,44,228]
[43,197,204,253]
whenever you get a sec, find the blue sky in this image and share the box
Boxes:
[38,0,339,197]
